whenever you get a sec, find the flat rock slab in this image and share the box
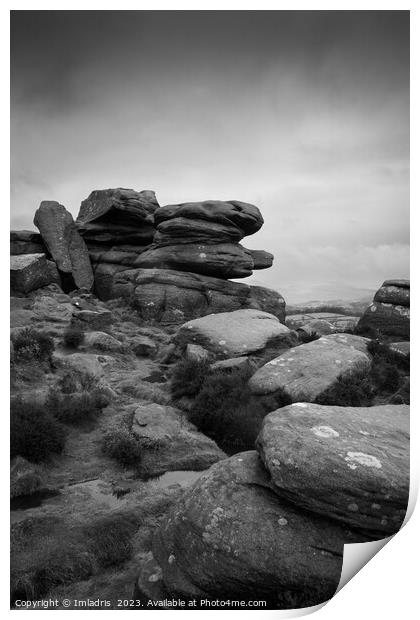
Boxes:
[71,309,113,331]
[248,334,370,401]
[257,403,409,538]
[286,313,359,332]
[10,253,59,293]
[175,309,291,358]
[152,451,365,606]
[132,404,225,476]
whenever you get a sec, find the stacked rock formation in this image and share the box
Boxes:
[135,200,272,278]
[10,188,284,324]
[75,192,284,324]
[134,403,409,608]
[357,279,410,338]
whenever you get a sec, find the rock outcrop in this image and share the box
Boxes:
[132,404,225,476]
[137,451,365,607]
[135,200,270,279]
[257,403,409,538]
[34,201,94,291]
[248,334,370,401]
[110,268,286,324]
[357,280,410,338]
[286,312,359,333]
[174,309,291,359]
[10,253,60,293]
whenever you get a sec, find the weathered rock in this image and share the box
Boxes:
[135,242,255,279]
[185,344,209,363]
[248,334,371,401]
[10,253,60,293]
[150,451,365,606]
[10,230,46,255]
[389,341,410,357]
[82,331,125,353]
[71,309,112,331]
[175,309,291,359]
[33,201,94,290]
[76,188,159,246]
[131,404,225,476]
[248,249,274,269]
[257,403,409,538]
[286,313,359,333]
[374,279,410,306]
[32,295,74,323]
[210,356,252,373]
[357,302,410,338]
[129,335,158,357]
[154,200,263,237]
[53,352,105,380]
[109,268,285,324]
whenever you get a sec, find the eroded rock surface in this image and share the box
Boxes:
[34,201,93,290]
[357,280,410,338]
[248,334,370,401]
[257,403,409,537]
[132,404,225,476]
[148,451,365,606]
[175,309,291,358]
[10,254,60,294]
[109,268,285,324]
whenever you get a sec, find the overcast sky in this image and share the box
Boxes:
[10,10,409,302]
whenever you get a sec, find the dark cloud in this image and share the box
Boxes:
[10,10,409,302]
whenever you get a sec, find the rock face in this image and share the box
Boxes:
[357,280,410,338]
[248,334,370,401]
[131,404,225,476]
[10,230,46,255]
[110,268,286,324]
[147,451,364,606]
[10,253,60,293]
[174,309,291,358]
[136,200,270,279]
[257,403,409,538]
[34,201,94,291]
[77,188,159,246]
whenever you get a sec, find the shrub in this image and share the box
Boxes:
[297,330,320,344]
[315,366,375,407]
[119,379,170,405]
[12,328,54,364]
[101,426,142,466]
[46,389,109,425]
[10,398,66,462]
[83,513,137,567]
[57,369,99,394]
[171,357,211,399]
[188,366,291,453]
[63,325,85,349]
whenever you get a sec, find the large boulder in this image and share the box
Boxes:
[10,230,46,255]
[10,253,60,294]
[174,309,291,358]
[374,279,410,306]
[357,301,410,338]
[76,188,159,246]
[146,451,365,607]
[248,334,370,401]
[134,242,255,279]
[131,404,225,476]
[357,280,410,338]
[154,200,263,238]
[257,403,409,538]
[33,201,94,291]
[108,268,285,324]
[138,200,268,279]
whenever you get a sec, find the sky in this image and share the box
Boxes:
[10,10,409,303]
